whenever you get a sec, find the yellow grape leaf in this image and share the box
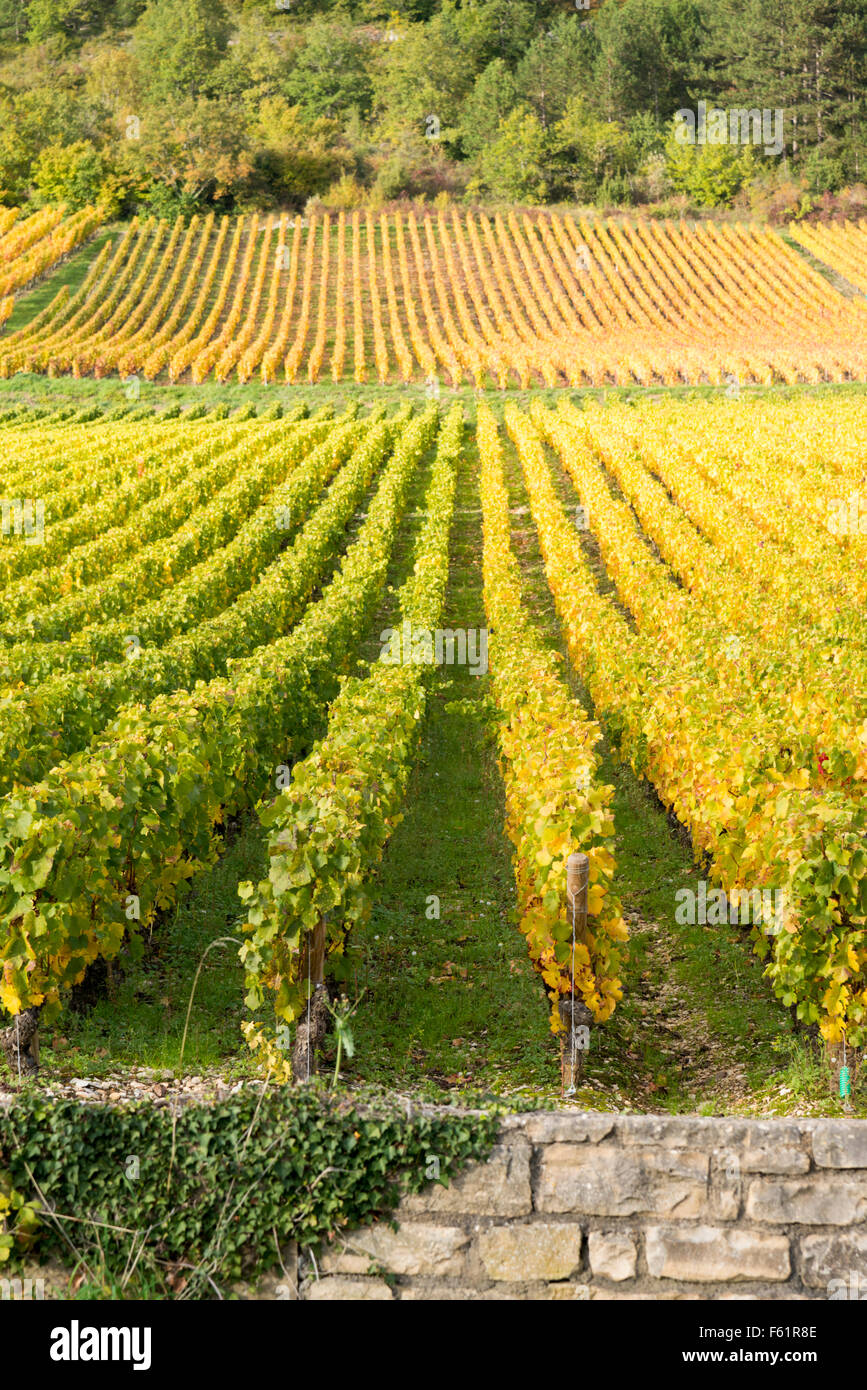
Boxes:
[0,980,21,1014]
[607,916,629,942]
[587,884,606,914]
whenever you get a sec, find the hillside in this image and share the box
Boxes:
[0,0,864,220]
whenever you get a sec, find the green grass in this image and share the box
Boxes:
[344,678,556,1101]
[47,819,266,1079]
[344,439,555,1099]
[2,369,867,422]
[3,228,118,335]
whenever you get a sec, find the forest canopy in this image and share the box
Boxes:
[0,0,864,217]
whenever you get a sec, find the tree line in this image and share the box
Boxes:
[0,0,864,217]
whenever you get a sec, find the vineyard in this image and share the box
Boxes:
[788,218,867,295]
[4,0,867,1312]
[0,387,864,1108]
[2,209,867,390]
[0,204,103,328]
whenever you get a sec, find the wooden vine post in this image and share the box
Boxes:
[291,917,329,1082]
[559,853,593,1095]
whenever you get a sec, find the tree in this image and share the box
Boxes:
[710,0,867,173]
[590,0,704,124]
[472,104,551,202]
[282,19,373,120]
[83,44,139,122]
[31,139,129,214]
[449,0,539,70]
[0,0,30,42]
[130,94,253,210]
[515,15,596,129]
[460,58,517,158]
[0,87,96,204]
[664,114,756,205]
[375,8,477,142]
[133,0,231,105]
[25,0,118,45]
[250,95,344,204]
[217,7,291,104]
[355,0,439,19]
[555,94,639,202]
[113,0,148,24]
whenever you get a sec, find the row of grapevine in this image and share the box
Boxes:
[0,406,436,1023]
[2,411,207,524]
[3,209,867,387]
[506,400,867,1047]
[787,220,867,295]
[0,417,265,600]
[0,205,102,303]
[0,413,403,792]
[0,416,309,635]
[573,400,867,776]
[477,403,627,1031]
[240,405,462,1069]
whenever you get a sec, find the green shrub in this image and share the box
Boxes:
[0,1087,499,1296]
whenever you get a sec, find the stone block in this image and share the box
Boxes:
[305,1277,394,1301]
[745,1176,867,1226]
[319,1222,469,1278]
[536,1143,708,1217]
[476,1222,582,1281]
[800,1232,867,1291]
[645,1225,790,1282]
[524,1113,615,1144]
[588,1230,638,1281]
[399,1140,532,1217]
[812,1121,867,1170]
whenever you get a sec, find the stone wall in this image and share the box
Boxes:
[287,1112,867,1300]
